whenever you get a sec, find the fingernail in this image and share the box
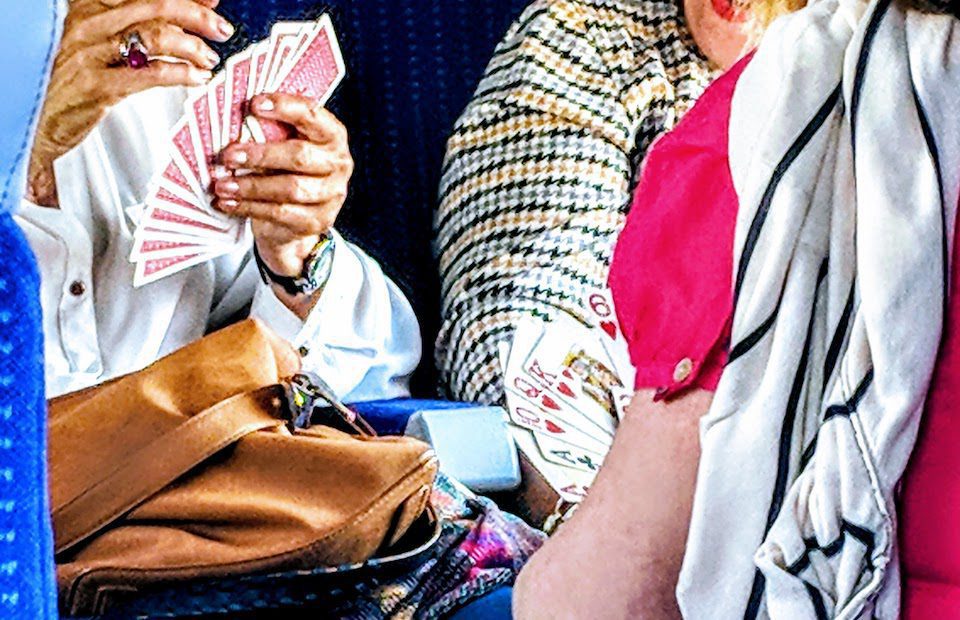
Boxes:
[211,165,230,180]
[191,69,213,84]
[224,149,248,166]
[216,179,240,197]
[216,19,235,41]
[255,97,274,112]
[219,198,238,211]
[204,50,220,68]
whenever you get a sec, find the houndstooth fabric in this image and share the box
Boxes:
[435,0,713,403]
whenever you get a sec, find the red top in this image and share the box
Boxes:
[608,55,749,400]
[608,55,960,617]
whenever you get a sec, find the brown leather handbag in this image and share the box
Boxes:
[48,319,439,616]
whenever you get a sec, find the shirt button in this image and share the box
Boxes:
[298,346,310,357]
[68,281,86,297]
[673,358,693,383]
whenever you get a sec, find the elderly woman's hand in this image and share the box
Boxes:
[214,93,353,313]
[28,0,233,207]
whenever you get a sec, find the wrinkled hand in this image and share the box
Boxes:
[28,0,233,206]
[214,93,353,295]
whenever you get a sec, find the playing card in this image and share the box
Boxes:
[272,21,316,83]
[275,16,344,103]
[222,50,252,148]
[611,385,633,421]
[547,318,626,414]
[247,16,345,143]
[131,235,226,261]
[509,426,593,504]
[555,347,620,419]
[255,23,304,95]
[247,41,270,100]
[148,186,224,227]
[155,160,204,209]
[521,322,617,437]
[264,22,309,91]
[185,92,216,194]
[138,201,235,239]
[207,72,227,152]
[532,431,606,474]
[503,386,610,455]
[168,119,206,200]
[582,286,635,388]
[133,252,222,287]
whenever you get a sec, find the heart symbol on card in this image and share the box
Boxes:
[545,420,564,434]
[557,382,574,397]
[541,395,560,410]
[600,320,618,340]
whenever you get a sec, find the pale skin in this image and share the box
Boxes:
[27,0,353,320]
[512,1,750,618]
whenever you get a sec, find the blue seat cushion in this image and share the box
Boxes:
[351,398,483,436]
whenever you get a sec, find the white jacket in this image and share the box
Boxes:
[17,86,421,401]
[678,0,960,617]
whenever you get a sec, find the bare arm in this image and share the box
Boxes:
[513,388,712,619]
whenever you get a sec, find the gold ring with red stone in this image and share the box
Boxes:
[118,31,149,69]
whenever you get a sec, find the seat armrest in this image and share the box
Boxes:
[405,407,521,493]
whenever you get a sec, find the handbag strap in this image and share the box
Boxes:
[53,385,285,556]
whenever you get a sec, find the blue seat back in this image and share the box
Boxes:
[0,1,61,617]
[214,0,532,394]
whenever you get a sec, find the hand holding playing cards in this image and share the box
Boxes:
[131,16,346,288]
[215,93,352,311]
[28,0,233,207]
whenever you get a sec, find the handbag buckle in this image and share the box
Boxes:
[284,372,376,436]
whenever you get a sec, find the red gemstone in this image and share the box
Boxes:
[127,47,148,69]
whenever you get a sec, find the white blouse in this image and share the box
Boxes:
[16,85,421,401]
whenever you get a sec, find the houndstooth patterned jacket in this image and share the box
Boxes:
[435,0,712,402]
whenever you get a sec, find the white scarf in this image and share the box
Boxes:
[678,1,960,617]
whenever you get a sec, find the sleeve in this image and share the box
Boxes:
[434,0,637,403]
[249,230,421,403]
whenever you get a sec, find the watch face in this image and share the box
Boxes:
[255,235,334,295]
[303,237,335,290]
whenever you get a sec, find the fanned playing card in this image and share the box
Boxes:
[132,16,346,287]
[502,292,636,506]
[246,16,344,143]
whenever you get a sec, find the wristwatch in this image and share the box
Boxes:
[254,233,336,296]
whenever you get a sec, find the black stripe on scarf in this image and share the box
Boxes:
[798,368,876,471]
[911,82,949,323]
[822,369,875,421]
[786,519,877,576]
[804,582,830,620]
[743,260,826,619]
[727,275,787,364]
[729,258,828,365]
[743,4,890,612]
[822,281,855,394]
[850,0,893,164]
[733,88,841,309]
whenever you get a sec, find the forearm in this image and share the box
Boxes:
[513,388,711,619]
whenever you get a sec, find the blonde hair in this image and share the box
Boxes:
[741,0,809,39]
